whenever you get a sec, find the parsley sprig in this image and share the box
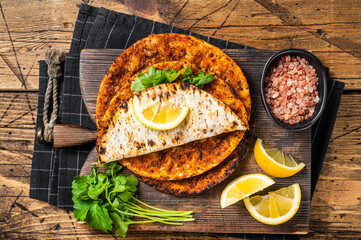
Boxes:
[131,66,215,93]
[72,162,194,237]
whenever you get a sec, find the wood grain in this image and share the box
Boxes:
[0,92,360,238]
[79,49,311,234]
[53,124,97,148]
[0,0,361,239]
[2,0,361,90]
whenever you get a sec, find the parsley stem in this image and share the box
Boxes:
[127,209,193,218]
[106,193,193,223]
[114,207,191,225]
[127,201,192,215]
[125,207,193,221]
[133,197,193,214]
[130,220,157,224]
[113,208,142,218]
[105,186,112,204]
[130,220,183,225]
[73,163,196,238]
[124,203,192,216]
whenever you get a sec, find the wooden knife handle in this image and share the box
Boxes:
[53,124,97,148]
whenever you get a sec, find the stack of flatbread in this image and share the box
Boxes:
[96,33,252,196]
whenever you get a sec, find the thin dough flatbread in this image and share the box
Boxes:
[98,62,248,180]
[136,118,254,196]
[96,33,251,131]
[96,34,252,194]
[98,82,246,165]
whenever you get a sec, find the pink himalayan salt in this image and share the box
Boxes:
[264,55,319,125]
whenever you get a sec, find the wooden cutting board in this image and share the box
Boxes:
[79,49,311,234]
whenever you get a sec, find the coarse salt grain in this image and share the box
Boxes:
[272,92,279,98]
[314,96,320,103]
[264,55,319,125]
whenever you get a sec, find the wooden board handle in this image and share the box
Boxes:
[53,124,97,148]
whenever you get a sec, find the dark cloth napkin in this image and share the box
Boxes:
[30,3,344,239]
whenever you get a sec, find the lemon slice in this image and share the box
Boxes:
[220,174,275,208]
[133,95,189,131]
[244,183,301,225]
[254,138,305,178]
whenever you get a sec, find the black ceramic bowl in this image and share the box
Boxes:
[260,49,327,131]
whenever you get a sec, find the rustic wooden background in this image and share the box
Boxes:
[0,0,360,239]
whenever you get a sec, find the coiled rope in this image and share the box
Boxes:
[41,48,66,142]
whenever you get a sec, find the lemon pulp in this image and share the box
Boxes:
[244,183,301,225]
[254,138,305,178]
[220,173,275,208]
[133,95,189,131]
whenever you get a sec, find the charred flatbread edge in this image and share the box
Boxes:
[133,115,254,196]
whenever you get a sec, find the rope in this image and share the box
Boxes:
[42,48,66,142]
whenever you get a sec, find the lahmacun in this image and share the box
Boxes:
[96,33,252,195]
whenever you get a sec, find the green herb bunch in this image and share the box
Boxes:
[72,162,194,237]
[131,66,215,93]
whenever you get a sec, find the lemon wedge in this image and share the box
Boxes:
[244,183,301,225]
[133,95,189,131]
[254,138,305,178]
[220,174,275,208]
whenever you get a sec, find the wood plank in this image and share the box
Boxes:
[0,92,36,166]
[0,93,360,238]
[79,48,311,234]
[79,49,122,122]
[0,0,360,238]
[1,0,361,90]
[0,0,131,91]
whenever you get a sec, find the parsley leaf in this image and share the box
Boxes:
[72,163,194,238]
[73,200,92,221]
[88,179,106,200]
[153,70,166,86]
[88,203,113,232]
[130,66,214,93]
[148,66,156,78]
[184,67,193,78]
[109,212,130,238]
[72,175,89,201]
[117,191,134,202]
[182,69,215,89]
[164,68,183,82]
[130,76,145,93]
[110,175,127,195]
[104,161,123,178]
[125,175,138,188]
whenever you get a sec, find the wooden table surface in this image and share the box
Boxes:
[0,0,360,239]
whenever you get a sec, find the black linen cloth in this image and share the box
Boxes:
[30,4,344,239]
